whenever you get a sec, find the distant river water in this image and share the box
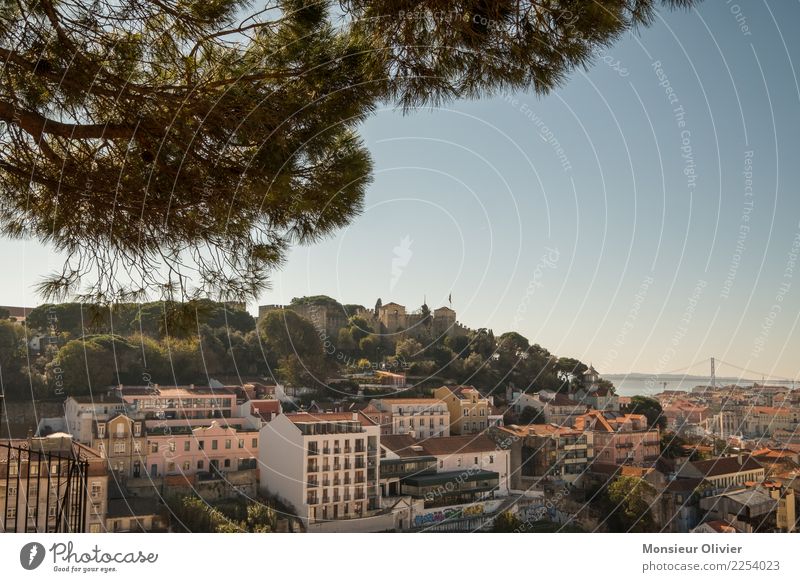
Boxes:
[604,375,785,398]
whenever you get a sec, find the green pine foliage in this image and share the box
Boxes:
[0,0,695,303]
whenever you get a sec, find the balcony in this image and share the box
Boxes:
[322,448,331,455]
[307,464,319,473]
[307,480,318,488]
[344,447,352,454]
[355,459,365,469]
[334,447,341,454]
[307,448,319,456]
[322,464,330,472]
[306,496,319,505]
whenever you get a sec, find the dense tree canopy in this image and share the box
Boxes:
[628,395,666,429]
[0,0,694,303]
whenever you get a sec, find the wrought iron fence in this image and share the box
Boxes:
[1,441,89,533]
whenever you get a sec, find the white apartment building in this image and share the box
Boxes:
[370,398,450,438]
[422,435,511,496]
[259,412,381,526]
[64,394,130,443]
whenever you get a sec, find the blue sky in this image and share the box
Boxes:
[2,2,799,378]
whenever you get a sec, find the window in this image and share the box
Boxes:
[224,459,231,468]
[169,442,176,453]
[211,440,218,450]
[463,410,468,417]
[183,461,190,471]
[197,460,204,470]
[48,506,56,518]
[30,464,39,476]
[474,456,479,465]
[198,440,205,450]
[167,462,175,472]
[116,423,125,437]
[91,482,102,498]
[134,423,142,437]
[6,508,15,519]
[184,441,191,451]
[439,460,444,469]
[150,443,158,453]
[238,439,244,449]
[251,438,257,448]
[440,418,444,425]
[114,442,126,454]
[225,439,231,449]
[7,485,16,497]
[97,423,106,438]
[480,408,486,416]
[457,458,462,467]
[489,455,494,463]
[89,523,101,533]
[410,419,414,428]
[133,442,141,453]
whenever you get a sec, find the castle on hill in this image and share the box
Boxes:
[258,298,470,347]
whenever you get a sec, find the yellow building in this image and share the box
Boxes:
[434,386,490,435]
[91,414,146,479]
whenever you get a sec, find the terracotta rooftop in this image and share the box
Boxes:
[500,424,583,438]
[375,398,445,406]
[381,434,434,457]
[416,434,499,456]
[284,411,377,427]
[690,456,763,477]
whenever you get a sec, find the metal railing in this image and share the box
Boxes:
[1,441,88,533]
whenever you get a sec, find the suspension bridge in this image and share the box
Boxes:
[618,357,798,391]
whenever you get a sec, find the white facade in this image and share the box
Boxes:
[428,440,511,496]
[64,396,128,443]
[259,412,382,526]
[370,399,450,439]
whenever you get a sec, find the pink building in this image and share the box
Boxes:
[574,411,660,466]
[145,421,259,478]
